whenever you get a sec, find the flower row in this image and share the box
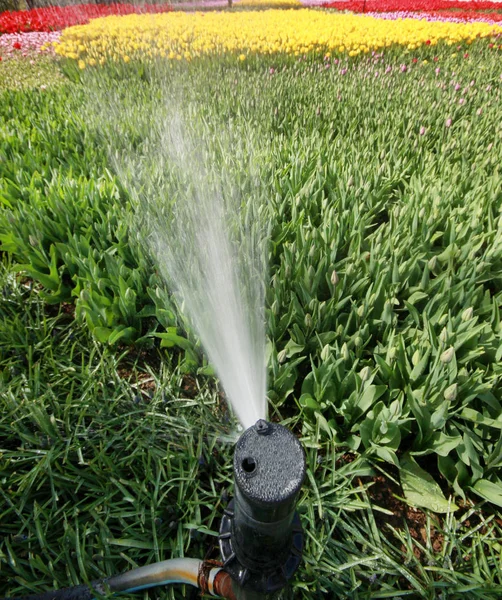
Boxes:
[0,3,172,35]
[321,0,502,11]
[53,10,502,66]
[366,10,502,24]
[239,0,301,5]
[0,31,60,58]
[3,1,501,35]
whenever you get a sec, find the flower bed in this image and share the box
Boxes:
[0,30,60,58]
[435,9,502,21]
[0,3,172,34]
[365,10,502,23]
[237,0,301,6]
[322,1,502,24]
[53,10,502,66]
[322,0,502,11]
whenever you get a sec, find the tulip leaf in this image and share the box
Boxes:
[400,454,458,513]
[471,480,502,509]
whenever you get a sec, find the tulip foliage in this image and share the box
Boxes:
[1,22,502,510]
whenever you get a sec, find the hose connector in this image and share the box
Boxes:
[219,421,305,597]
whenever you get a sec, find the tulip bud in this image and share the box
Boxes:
[461,307,473,321]
[321,344,331,362]
[440,347,455,364]
[444,383,458,402]
[428,256,437,271]
[439,314,448,326]
[331,270,339,286]
[354,336,363,348]
[458,367,468,380]
[359,366,371,382]
[412,349,421,366]
[277,349,287,364]
[439,327,448,343]
[341,343,349,361]
[304,313,313,328]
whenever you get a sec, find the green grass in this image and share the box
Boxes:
[1,260,502,598]
[1,39,502,597]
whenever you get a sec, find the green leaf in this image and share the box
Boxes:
[495,342,502,364]
[0,194,13,208]
[373,445,399,467]
[460,408,502,430]
[410,349,431,382]
[375,354,392,381]
[407,291,428,305]
[315,410,333,439]
[400,454,458,513]
[298,394,320,412]
[18,264,59,292]
[284,339,304,358]
[471,479,502,508]
[429,432,462,457]
[137,305,157,318]
[108,326,137,345]
[93,327,112,344]
[181,348,199,373]
[198,363,216,377]
[155,329,192,351]
[355,385,387,418]
[106,538,159,550]
[438,454,457,484]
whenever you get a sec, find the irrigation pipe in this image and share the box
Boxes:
[2,558,237,600]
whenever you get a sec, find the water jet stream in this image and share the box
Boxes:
[113,98,269,429]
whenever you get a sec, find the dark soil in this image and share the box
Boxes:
[355,460,502,570]
[365,473,444,558]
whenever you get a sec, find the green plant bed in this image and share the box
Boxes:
[0,42,502,596]
[0,56,66,92]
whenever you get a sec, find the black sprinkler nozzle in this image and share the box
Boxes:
[219,421,306,598]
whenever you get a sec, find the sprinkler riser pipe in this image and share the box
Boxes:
[219,420,305,595]
[232,486,295,566]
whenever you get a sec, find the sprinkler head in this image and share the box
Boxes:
[219,421,305,597]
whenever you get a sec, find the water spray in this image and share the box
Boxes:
[3,420,305,600]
